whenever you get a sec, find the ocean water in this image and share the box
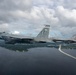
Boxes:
[0,47,76,75]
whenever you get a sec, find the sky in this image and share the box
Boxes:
[0,0,76,38]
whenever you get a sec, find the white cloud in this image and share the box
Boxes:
[12,31,20,35]
[0,0,76,38]
[0,23,9,32]
[56,6,76,23]
[55,6,76,35]
[33,0,54,6]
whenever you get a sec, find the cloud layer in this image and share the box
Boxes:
[0,0,76,38]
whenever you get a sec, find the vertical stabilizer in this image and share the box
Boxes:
[36,25,50,42]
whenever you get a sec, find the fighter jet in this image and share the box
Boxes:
[1,25,51,44]
[0,25,76,51]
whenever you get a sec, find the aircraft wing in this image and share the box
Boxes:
[52,39,76,44]
[1,35,34,44]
